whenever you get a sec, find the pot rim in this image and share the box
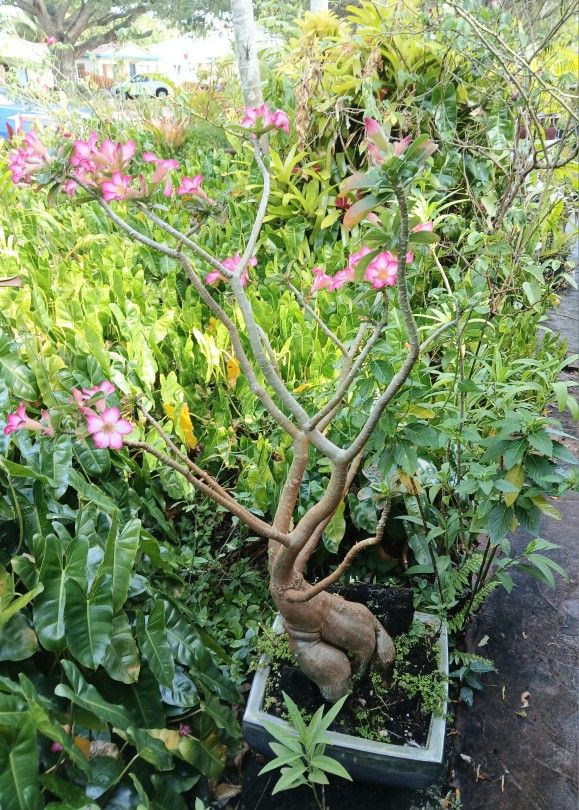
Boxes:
[243,610,448,765]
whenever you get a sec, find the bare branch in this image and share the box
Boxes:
[286,500,391,601]
[126,439,291,545]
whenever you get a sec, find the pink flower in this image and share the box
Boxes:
[241,104,290,133]
[310,266,333,293]
[86,407,133,450]
[3,403,53,436]
[179,723,191,737]
[205,254,255,287]
[412,221,434,232]
[364,252,398,288]
[363,251,413,289]
[50,742,64,753]
[334,196,350,211]
[143,152,180,184]
[330,266,355,290]
[101,172,132,201]
[393,134,412,156]
[46,36,57,46]
[176,174,204,196]
[62,178,78,196]
[269,109,290,133]
[8,132,49,185]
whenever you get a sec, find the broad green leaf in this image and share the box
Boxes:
[56,660,132,730]
[34,539,68,651]
[0,613,38,661]
[0,713,42,810]
[502,465,524,507]
[18,675,91,775]
[97,516,140,613]
[322,500,346,553]
[65,577,113,669]
[73,440,111,476]
[487,502,514,542]
[68,469,119,514]
[311,754,352,780]
[102,611,141,683]
[1,460,50,483]
[0,353,38,400]
[530,495,561,520]
[136,601,175,688]
[178,727,226,780]
[123,665,165,727]
[40,435,73,497]
[0,693,25,727]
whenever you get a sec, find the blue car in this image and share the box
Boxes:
[0,93,50,139]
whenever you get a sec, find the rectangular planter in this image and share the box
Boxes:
[243,611,448,789]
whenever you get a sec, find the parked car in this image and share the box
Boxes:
[111,74,170,99]
[0,92,50,139]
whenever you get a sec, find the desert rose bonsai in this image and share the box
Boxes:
[6,107,450,702]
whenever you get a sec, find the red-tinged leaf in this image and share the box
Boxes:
[343,195,379,230]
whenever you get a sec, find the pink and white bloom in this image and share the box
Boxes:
[241,103,290,133]
[46,36,57,46]
[3,403,53,436]
[8,132,50,185]
[412,221,434,232]
[329,246,373,291]
[101,172,133,202]
[205,254,256,287]
[176,174,205,197]
[310,266,333,293]
[364,252,398,288]
[142,152,180,184]
[86,407,133,450]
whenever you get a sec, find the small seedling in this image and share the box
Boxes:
[259,691,352,809]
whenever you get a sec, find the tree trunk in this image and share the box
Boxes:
[54,46,77,83]
[310,0,329,11]
[230,0,263,109]
[269,537,395,701]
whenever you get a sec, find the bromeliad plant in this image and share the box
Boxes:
[5,110,447,703]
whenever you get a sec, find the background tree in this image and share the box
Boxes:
[230,0,263,109]
[0,0,194,80]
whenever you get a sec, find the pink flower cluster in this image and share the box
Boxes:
[241,104,290,133]
[3,403,53,436]
[310,247,416,293]
[3,380,133,452]
[8,132,50,185]
[205,254,257,287]
[71,381,133,449]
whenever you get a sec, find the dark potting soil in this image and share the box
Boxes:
[261,585,443,748]
[264,628,439,748]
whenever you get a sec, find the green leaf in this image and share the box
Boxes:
[56,660,132,730]
[503,439,527,469]
[311,754,352,780]
[18,675,91,776]
[68,469,119,514]
[1,460,50,482]
[0,693,25,727]
[34,539,68,651]
[123,665,165,727]
[527,431,553,457]
[432,83,457,138]
[322,500,346,553]
[73,440,111,476]
[0,613,38,661]
[97,516,140,613]
[487,502,514,542]
[270,765,307,794]
[102,611,141,684]
[178,722,227,779]
[0,714,42,810]
[40,435,73,496]
[530,495,561,520]
[66,577,113,669]
[136,601,175,688]
[0,353,38,400]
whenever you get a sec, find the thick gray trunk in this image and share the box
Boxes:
[230,0,263,108]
